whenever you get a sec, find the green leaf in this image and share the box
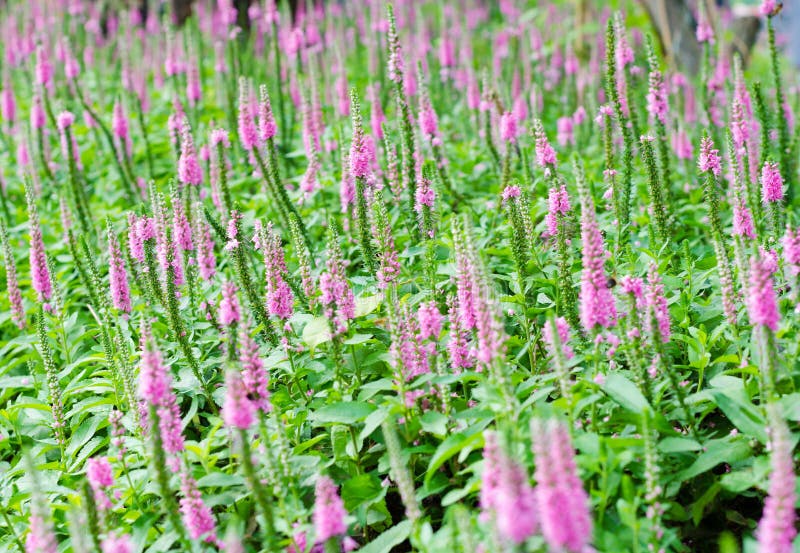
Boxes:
[357,520,412,553]
[302,317,332,348]
[196,473,246,488]
[341,473,383,511]
[676,439,752,481]
[658,437,702,454]
[708,389,767,443]
[420,412,448,437]
[310,402,377,425]
[424,428,484,487]
[66,415,103,458]
[355,295,382,317]
[692,483,721,525]
[359,408,389,443]
[601,373,650,414]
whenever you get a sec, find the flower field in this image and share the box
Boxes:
[1,0,799,551]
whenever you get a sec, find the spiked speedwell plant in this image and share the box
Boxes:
[1,1,799,552]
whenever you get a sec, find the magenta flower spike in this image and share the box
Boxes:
[495,451,538,544]
[480,431,538,544]
[732,196,756,240]
[222,369,255,430]
[447,296,473,372]
[418,92,440,144]
[320,233,356,336]
[219,280,241,327]
[186,55,202,107]
[747,254,780,331]
[237,78,259,151]
[138,331,185,467]
[35,44,53,90]
[417,301,443,340]
[239,324,270,412]
[86,456,114,511]
[756,406,797,553]
[178,119,203,186]
[783,225,800,276]
[556,116,574,147]
[480,431,501,516]
[27,194,53,307]
[172,201,193,252]
[1,77,16,125]
[646,64,668,125]
[194,216,216,281]
[698,136,722,176]
[257,84,277,142]
[314,475,347,543]
[30,93,46,130]
[179,471,218,544]
[533,419,593,553]
[1,225,25,327]
[761,161,784,204]
[533,120,557,169]
[101,534,132,553]
[760,0,778,17]
[696,5,715,44]
[578,198,616,332]
[543,316,574,360]
[100,534,133,553]
[500,111,517,144]
[112,100,128,143]
[25,512,58,553]
[645,264,670,342]
[544,184,570,237]
[262,222,294,320]
[107,225,131,313]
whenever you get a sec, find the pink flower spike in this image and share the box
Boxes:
[56,111,75,131]
[417,301,443,340]
[533,419,593,553]
[112,100,128,141]
[543,316,575,360]
[219,281,241,327]
[178,119,203,186]
[645,264,671,342]
[30,94,46,130]
[579,200,616,332]
[257,84,277,141]
[760,0,778,17]
[314,475,347,543]
[237,78,259,150]
[100,534,133,553]
[501,185,521,202]
[107,227,131,313]
[747,254,780,331]
[534,120,556,168]
[756,405,797,553]
[210,128,230,148]
[500,111,517,143]
[761,161,784,204]
[698,136,721,176]
[222,369,255,430]
[35,45,53,88]
[179,471,218,542]
[101,534,132,553]
[239,325,271,412]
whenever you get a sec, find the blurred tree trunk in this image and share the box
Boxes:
[728,15,761,65]
[171,0,193,26]
[637,0,702,74]
[235,0,252,30]
[637,0,760,74]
